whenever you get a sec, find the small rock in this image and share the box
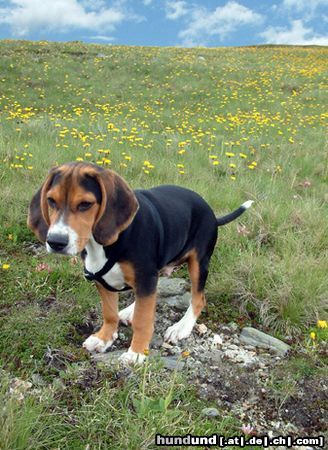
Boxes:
[211,334,223,346]
[226,344,239,350]
[223,348,259,367]
[161,356,185,371]
[197,323,208,335]
[159,292,191,310]
[91,349,125,363]
[228,322,239,332]
[208,349,223,363]
[239,327,291,356]
[157,277,188,297]
[162,342,173,349]
[201,407,220,417]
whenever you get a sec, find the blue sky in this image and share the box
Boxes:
[0,0,327,47]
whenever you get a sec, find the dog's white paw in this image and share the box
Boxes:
[164,306,196,344]
[82,333,118,353]
[118,302,135,325]
[119,348,146,365]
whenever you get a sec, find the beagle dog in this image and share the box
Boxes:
[28,162,253,364]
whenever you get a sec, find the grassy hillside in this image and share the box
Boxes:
[0,41,327,448]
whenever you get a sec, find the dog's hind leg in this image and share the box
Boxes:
[118,301,135,325]
[164,250,210,344]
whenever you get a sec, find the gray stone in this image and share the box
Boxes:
[161,356,185,371]
[208,349,223,364]
[91,349,125,363]
[228,322,239,332]
[151,334,163,348]
[157,277,188,297]
[239,327,290,356]
[201,407,220,417]
[159,292,191,310]
[223,347,259,367]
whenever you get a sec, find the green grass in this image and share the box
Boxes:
[0,40,327,447]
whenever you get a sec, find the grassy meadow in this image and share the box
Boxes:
[0,40,327,448]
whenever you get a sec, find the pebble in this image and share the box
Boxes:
[201,407,220,417]
[212,334,223,346]
[197,323,208,335]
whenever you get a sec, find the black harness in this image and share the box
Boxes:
[82,250,132,293]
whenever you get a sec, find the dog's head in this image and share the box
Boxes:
[27,162,139,255]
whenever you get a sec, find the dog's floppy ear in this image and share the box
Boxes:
[27,168,57,242]
[92,168,139,246]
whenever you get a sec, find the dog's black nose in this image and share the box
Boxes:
[47,234,69,252]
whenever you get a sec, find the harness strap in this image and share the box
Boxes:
[83,256,132,293]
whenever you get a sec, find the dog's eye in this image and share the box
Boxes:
[78,201,93,212]
[47,197,57,209]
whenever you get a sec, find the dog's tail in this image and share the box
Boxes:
[216,200,254,227]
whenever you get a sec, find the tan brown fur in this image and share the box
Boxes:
[130,293,157,353]
[93,283,119,342]
[188,249,206,317]
[119,261,136,289]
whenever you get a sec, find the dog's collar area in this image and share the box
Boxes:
[81,249,132,292]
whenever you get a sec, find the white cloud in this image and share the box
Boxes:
[88,34,115,41]
[178,1,263,46]
[260,19,328,45]
[0,0,136,36]
[142,0,152,5]
[282,0,327,11]
[165,1,188,20]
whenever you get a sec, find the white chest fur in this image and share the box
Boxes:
[84,236,126,290]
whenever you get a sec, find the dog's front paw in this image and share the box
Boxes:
[119,348,146,365]
[82,333,118,353]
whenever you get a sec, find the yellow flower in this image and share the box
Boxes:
[310,331,316,340]
[317,320,327,329]
[2,264,10,270]
[239,153,247,158]
[229,163,236,168]
[181,351,190,358]
[143,349,149,356]
[8,234,13,240]
[212,161,219,166]
[225,152,235,157]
